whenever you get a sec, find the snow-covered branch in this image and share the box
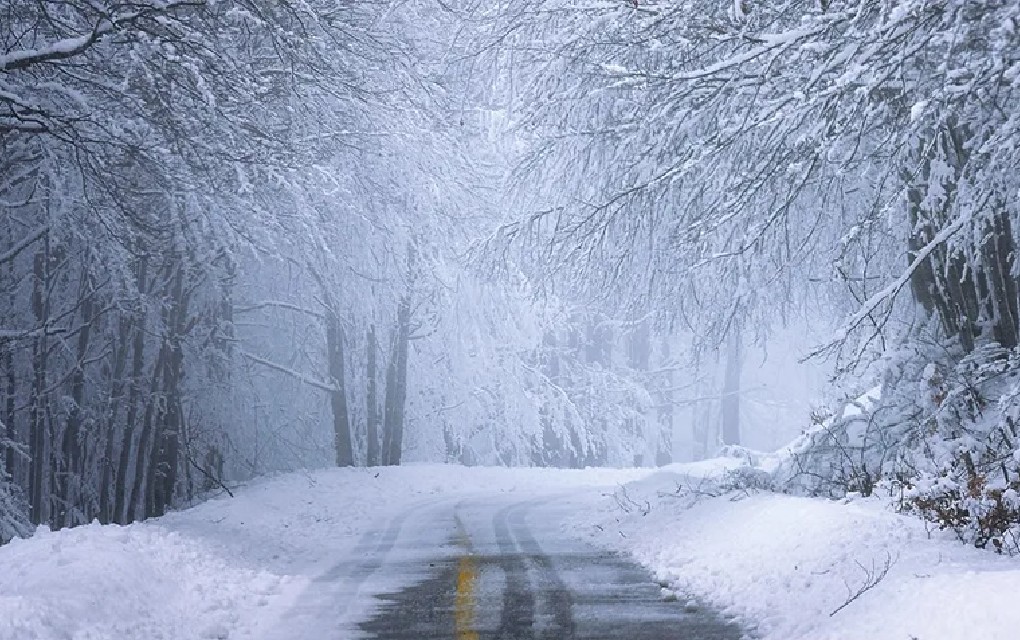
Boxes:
[234,301,324,321]
[0,1,200,72]
[814,210,972,358]
[0,226,48,265]
[0,20,116,73]
[240,351,338,393]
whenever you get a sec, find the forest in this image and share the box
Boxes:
[2,0,1019,551]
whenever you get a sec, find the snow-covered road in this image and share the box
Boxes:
[351,496,741,639]
[260,495,459,638]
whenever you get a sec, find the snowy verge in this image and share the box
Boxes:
[565,458,1020,640]
[0,464,649,640]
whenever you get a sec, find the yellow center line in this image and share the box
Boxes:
[455,554,479,640]
[454,511,479,640]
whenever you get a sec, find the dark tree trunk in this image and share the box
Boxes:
[905,120,1018,354]
[99,315,131,523]
[306,263,354,468]
[128,255,185,523]
[2,339,14,480]
[115,256,148,524]
[148,260,188,518]
[979,209,1018,350]
[148,359,182,518]
[1,257,16,482]
[381,297,410,466]
[327,312,354,467]
[58,262,96,528]
[127,342,163,523]
[28,239,49,525]
[366,325,380,467]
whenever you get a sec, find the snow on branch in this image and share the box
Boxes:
[0,21,117,72]
[0,1,199,73]
[667,17,847,83]
[239,351,337,393]
[809,211,972,359]
[234,301,324,320]
[0,326,68,340]
[0,226,47,265]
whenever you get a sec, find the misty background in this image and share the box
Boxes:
[3,0,1018,548]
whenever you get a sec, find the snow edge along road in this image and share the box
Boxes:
[565,464,1020,640]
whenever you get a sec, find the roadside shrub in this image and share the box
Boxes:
[776,335,1020,553]
[0,462,30,545]
[720,465,775,494]
[904,462,1020,553]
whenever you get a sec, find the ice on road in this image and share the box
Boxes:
[354,497,741,639]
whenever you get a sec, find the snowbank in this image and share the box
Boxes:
[568,460,1020,640]
[0,522,282,640]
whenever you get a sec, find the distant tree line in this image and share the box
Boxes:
[1,0,693,543]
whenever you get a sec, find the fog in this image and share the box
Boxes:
[3,0,1020,554]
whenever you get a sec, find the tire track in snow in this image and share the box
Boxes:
[508,501,576,640]
[493,502,536,639]
[264,496,452,638]
[315,498,438,584]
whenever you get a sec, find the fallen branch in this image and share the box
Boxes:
[830,551,897,617]
[605,485,650,516]
[187,454,234,498]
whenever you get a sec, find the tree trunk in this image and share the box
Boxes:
[381,297,411,466]
[28,238,49,525]
[128,343,163,523]
[305,262,354,468]
[99,315,131,523]
[327,312,354,467]
[2,338,14,482]
[366,325,380,467]
[1,257,16,483]
[904,120,1019,354]
[655,337,673,466]
[58,262,95,528]
[128,257,182,523]
[148,259,188,517]
[691,353,713,461]
[115,256,148,524]
[720,328,741,446]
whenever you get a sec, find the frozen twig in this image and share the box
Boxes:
[829,552,897,617]
[606,485,650,516]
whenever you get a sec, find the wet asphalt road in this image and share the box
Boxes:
[358,499,744,640]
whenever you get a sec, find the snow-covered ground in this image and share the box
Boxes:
[564,459,1020,640]
[2,461,1019,640]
